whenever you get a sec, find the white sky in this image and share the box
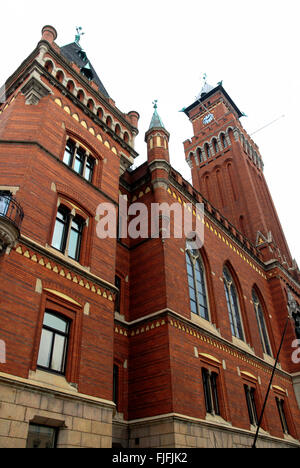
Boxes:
[1,0,299,265]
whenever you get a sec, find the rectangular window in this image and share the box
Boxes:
[73,147,85,176]
[37,311,70,375]
[26,424,58,448]
[51,206,85,263]
[202,368,220,416]
[84,156,95,182]
[244,384,258,426]
[63,140,75,166]
[115,276,121,313]
[113,364,119,410]
[276,397,289,434]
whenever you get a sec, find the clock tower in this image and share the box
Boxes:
[183,83,294,269]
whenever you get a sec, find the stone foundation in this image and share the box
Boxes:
[1,371,299,449]
[292,373,300,410]
[0,371,114,448]
[120,414,300,449]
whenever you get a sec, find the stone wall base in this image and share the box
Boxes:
[113,414,300,449]
[0,372,114,448]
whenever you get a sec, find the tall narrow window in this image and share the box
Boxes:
[52,206,69,253]
[294,312,300,339]
[37,311,70,375]
[221,133,228,149]
[113,364,119,410]
[73,147,85,176]
[223,267,244,340]
[84,156,95,182]
[197,148,203,163]
[52,206,85,262]
[68,216,84,261]
[115,275,121,313]
[244,384,258,426]
[186,246,209,321]
[204,143,211,159]
[276,397,289,434]
[252,290,272,356]
[63,138,95,182]
[213,138,219,153]
[202,368,220,416]
[63,139,75,166]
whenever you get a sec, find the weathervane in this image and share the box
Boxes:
[152,100,158,110]
[75,27,85,45]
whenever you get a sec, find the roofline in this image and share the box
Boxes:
[183,84,243,119]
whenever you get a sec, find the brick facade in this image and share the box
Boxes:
[0,26,299,448]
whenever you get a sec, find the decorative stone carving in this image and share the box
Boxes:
[21,70,52,105]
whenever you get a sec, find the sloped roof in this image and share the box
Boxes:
[60,42,110,98]
[148,107,165,130]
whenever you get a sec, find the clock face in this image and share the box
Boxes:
[203,113,214,125]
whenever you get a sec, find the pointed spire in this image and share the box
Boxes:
[149,100,165,130]
[145,101,170,164]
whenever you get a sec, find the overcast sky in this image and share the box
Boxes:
[1,0,299,265]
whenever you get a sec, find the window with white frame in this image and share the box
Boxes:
[186,243,209,321]
[63,138,95,182]
[252,289,272,356]
[51,205,85,262]
[223,267,244,340]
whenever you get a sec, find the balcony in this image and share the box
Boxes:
[0,193,24,254]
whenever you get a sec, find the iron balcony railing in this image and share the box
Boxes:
[0,194,24,231]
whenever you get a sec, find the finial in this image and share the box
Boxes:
[75,27,85,45]
[152,100,158,110]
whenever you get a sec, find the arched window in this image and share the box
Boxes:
[204,143,211,159]
[223,267,244,340]
[197,148,203,163]
[87,99,95,111]
[45,60,54,74]
[52,205,85,262]
[252,289,272,356]
[77,90,84,102]
[97,108,104,120]
[56,70,64,83]
[186,243,209,321]
[213,138,219,153]
[221,133,228,149]
[66,80,75,93]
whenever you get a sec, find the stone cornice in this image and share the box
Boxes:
[114,308,294,382]
[18,235,118,296]
[265,260,300,294]
[0,371,115,409]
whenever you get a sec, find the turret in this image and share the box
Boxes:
[145,100,170,164]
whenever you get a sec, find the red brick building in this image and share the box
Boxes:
[0,25,299,448]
